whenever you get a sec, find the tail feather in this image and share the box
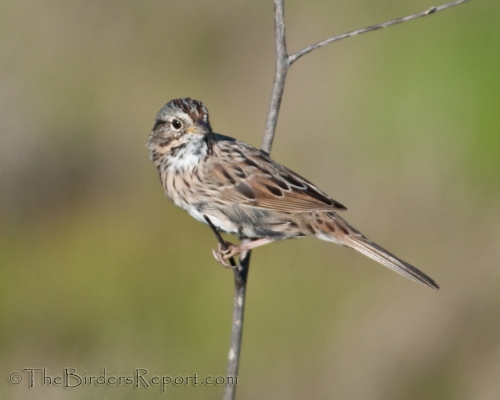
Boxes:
[344,236,439,290]
[318,214,440,289]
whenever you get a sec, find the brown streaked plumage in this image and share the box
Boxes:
[147,98,439,289]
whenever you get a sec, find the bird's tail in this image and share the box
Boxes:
[318,214,439,290]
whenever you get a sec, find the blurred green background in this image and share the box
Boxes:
[1,0,499,399]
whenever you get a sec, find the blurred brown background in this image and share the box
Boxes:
[1,0,499,399]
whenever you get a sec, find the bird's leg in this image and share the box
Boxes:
[238,238,252,261]
[204,214,274,266]
[204,214,238,268]
[219,237,275,260]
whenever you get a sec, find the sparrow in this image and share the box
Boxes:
[147,98,439,289]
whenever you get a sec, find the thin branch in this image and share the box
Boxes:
[204,215,251,400]
[223,248,251,400]
[289,0,471,64]
[261,0,288,154]
[261,0,471,146]
[223,2,288,398]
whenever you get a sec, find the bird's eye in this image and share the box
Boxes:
[171,119,182,130]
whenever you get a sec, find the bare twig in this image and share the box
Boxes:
[262,0,289,153]
[262,0,471,145]
[223,3,289,397]
[224,1,470,399]
[204,215,250,400]
[289,0,471,64]
[223,247,251,400]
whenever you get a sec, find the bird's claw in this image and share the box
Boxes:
[212,248,232,268]
[211,242,241,268]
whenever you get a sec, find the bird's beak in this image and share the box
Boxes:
[188,120,211,135]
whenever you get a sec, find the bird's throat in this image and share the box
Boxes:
[157,134,209,174]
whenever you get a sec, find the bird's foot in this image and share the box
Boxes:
[211,242,240,268]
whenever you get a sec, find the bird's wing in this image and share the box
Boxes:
[206,138,346,213]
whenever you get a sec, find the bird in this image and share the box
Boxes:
[147,98,439,289]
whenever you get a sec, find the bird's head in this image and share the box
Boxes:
[147,98,212,149]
